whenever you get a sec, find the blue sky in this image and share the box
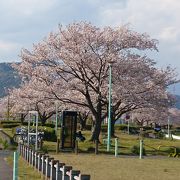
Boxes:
[0,0,180,81]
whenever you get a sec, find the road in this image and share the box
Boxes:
[0,150,13,180]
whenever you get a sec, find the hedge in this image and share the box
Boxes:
[22,122,55,128]
[38,126,57,142]
[85,124,140,132]
[0,120,21,128]
[0,120,21,124]
[101,124,140,132]
[0,124,20,128]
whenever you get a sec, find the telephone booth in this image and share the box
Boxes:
[60,111,77,150]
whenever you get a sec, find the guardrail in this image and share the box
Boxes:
[18,144,90,180]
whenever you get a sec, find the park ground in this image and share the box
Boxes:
[1,125,180,180]
[52,153,180,180]
[6,152,180,180]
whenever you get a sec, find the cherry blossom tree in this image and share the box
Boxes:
[108,57,176,136]
[132,107,168,126]
[15,22,177,141]
[9,79,58,125]
[168,108,180,126]
[0,97,11,120]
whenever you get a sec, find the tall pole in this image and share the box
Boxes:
[7,95,10,121]
[35,112,38,150]
[13,151,18,180]
[107,63,112,151]
[27,113,30,146]
[139,139,143,159]
[168,116,170,139]
[127,119,130,134]
[55,101,58,135]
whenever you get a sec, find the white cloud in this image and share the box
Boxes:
[0,0,57,15]
[0,40,20,52]
[0,40,22,62]
[96,0,180,75]
[159,27,180,42]
[99,0,180,37]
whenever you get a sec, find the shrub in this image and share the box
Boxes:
[22,122,37,126]
[0,120,21,124]
[131,145,146,155]
[1,124,20,128]
[0,138,9,150]
[0,120,21,128]
[2,140,9,149]
[141,126,153,131]
[43,123,55,128]
[154,131,164,139]
[22,122,55,128]
[41,146,48,153]
[43,128,57,142]
[85,124,93,131]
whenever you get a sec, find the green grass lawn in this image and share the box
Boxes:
[46,130,180,180]
[44,130,180,156]
[6,155,42,180]
[2,126,180,156]
[3,127,180,180]
[52,153,180,180]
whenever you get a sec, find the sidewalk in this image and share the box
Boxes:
[0,150,13,179]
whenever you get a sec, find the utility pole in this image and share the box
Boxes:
[168,116,170,139]
[7,96,10,121]
[107,63,112,152]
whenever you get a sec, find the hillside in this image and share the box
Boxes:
[175,95,180,109]
[0,63,21,97]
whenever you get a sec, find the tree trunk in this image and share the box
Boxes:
[40,116,47,126]
[81,120,87,130]
[90,119,102,142]
[78,112,88,130]
[20,114,26,124]
[111,119,116,137]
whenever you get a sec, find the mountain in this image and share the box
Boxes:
[0,63,21,98]
[168,82,180,95]
[174,95,180,109]
[168,83,180,109]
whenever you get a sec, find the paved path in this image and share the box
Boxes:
[0,151,13,180]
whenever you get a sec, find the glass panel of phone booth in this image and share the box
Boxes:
[61,111,77,149]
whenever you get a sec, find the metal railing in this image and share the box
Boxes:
[18,144,90,180]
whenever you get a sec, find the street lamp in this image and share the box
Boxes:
[107,60,115,152]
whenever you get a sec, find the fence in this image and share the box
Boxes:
[18,144,90,180]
